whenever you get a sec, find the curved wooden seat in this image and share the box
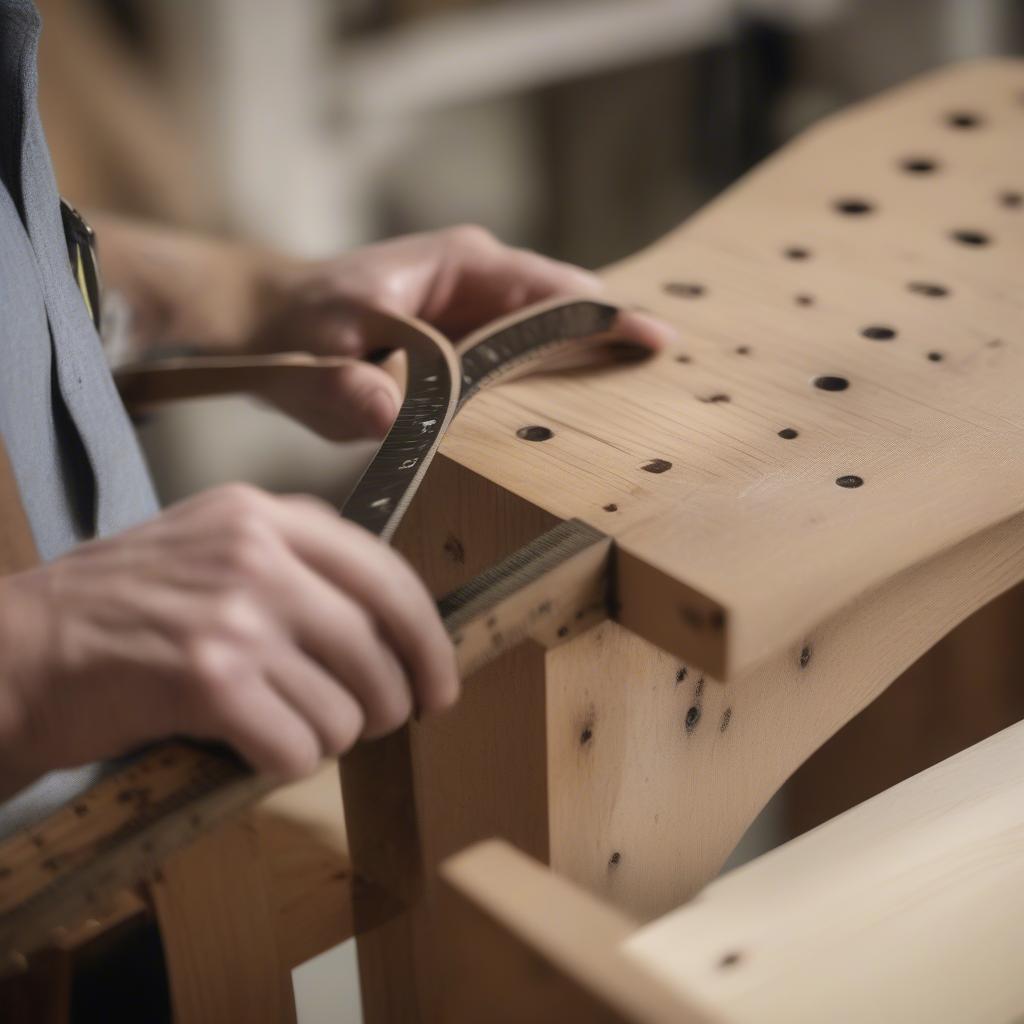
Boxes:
[350,58,1024,1020]
[443,56,1024,680]
[441,719,1024,1023]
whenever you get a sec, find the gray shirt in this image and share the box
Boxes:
[1,0,159,835]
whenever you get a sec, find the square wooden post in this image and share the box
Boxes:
[344,457,732,1022]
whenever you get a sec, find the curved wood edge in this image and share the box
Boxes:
[624,719,1024,1024]
[440,839,713,1024]
[441,722,1024,1024]
[527,498,1024,924]
[640,505,1024,909]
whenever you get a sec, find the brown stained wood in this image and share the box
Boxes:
[0,946,72,1024]
[440,58,1024,679]
[624,720,1024,1024]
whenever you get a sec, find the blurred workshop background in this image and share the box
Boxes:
[35,2,1024,1021]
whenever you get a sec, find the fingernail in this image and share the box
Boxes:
[361,388,397,437]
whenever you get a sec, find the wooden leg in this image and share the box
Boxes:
[344,455,1024,1022]
[150,764,352,1024]
[152,815,295,1024]
[0,948,72,1024]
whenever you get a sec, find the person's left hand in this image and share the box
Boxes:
[247,226,676,440]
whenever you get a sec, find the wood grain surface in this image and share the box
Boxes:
[441,58,1024,678]
[624,719,1024,1024]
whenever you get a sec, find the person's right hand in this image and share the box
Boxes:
[0,484,457,800]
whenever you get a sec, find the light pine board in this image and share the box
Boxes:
[624,719,1024,1024]
[441,58,1024,678]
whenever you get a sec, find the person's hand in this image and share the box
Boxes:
[248,226,677,440]
[0,484,457,799]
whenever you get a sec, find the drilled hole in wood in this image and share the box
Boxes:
[951,228,990,247]
[927,351,944,362]
[1000,190,1022,208]
[946,110,982,129]
[813,375,849,392]
[664,282,705,298]
[580,727,593,745]
[443,534,465,564]
[516,425,553,442]
[861,324,897,341]
[602,503,618,512]
[676,667,688,684]
[783,246,811,260]
[735,345,751,355]
[794,293,815,307]
[608,851,621,867]
[908,281,949,298]
[642,459,672,474]
[836,474,864,488]
[685,705,702,733]
[799,645,811,669]
[900,155,939,174]
[834,197,874,216]
[777,427,799,440]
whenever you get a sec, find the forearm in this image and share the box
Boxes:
[89,213,292,357]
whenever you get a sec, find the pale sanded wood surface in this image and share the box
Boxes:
[353,357,1024,1021]
[440,839,711,1024]
[441,58,1024,678]
[623,720,1024,1024]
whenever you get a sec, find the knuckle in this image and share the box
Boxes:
[271,736,321,780]
[208,590,264,642]
[214,482,266,513]
[181,637,243,714]
[446,223,495,249]
[221,514,277,576]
